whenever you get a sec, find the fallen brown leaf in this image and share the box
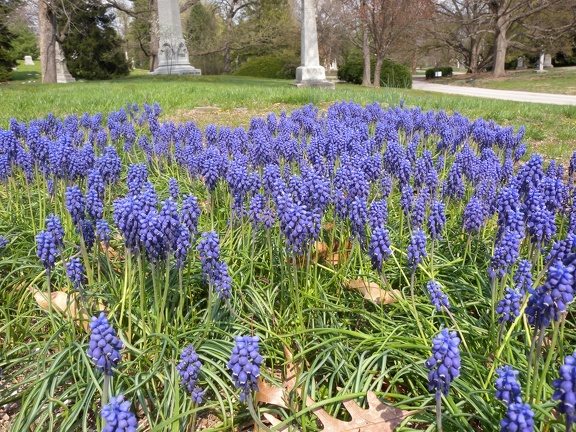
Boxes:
[32,289,91,331]
[346,280,401,305]
[256,346,413,431]
[307,391,413,432]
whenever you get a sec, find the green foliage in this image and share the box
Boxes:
[233,55,297,79]
[338,53,412,88]
[61,1,129,80]
[9,28,39,60]
[0,1,20,82]
[425,67,454,79]
[185,2,225,75]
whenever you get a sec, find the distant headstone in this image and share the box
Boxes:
[536,50,547,74]
[55,42,76,83]
[152,0,201,75]
[544,54,554,68]
[516,56,525,70]
[24,56,34,66]
[294,0,334,89]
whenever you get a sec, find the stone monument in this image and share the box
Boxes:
[55,42,76,83]
[536,49,547,74]
[515,56,525,70]
[544,53,554,68]
[294,0,334,89]
[152,0,201,75]
[24,56,35,66]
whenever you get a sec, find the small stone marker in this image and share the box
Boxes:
[24,56,34,66]
[294,0,334,89]
[544,54,554,68]
[516,56,525,70]
[536,50,547,74]
[152,0,201,75]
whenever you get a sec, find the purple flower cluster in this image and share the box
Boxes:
[552,350,576,428]
[496,287,522,323]
[87,312,124,375]
[176,345,205,404]
[101,394,138,432]
[525,261,574,329]
[368,227,391,272]
[495,366,522,405]
[425,329,461,398]
[407,229,427,270]
[197,231,232,299]
[66,256,86,290]
[227,335,263,402]
[427,280,450,311]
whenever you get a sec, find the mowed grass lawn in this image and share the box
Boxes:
[2,62,576,160]
[439,67,576,96]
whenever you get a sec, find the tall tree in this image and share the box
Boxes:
[487,0,576,76]
[38,0,60,83]
[0,0,22,82]
[61,1,130,79]
[433,0,492,73]
[363,0,434,87]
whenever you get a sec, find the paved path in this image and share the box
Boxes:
[411,77,576,106]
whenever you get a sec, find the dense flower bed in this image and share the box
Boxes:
[1,101,576,431]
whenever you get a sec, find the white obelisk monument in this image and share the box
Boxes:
[153,0,201,75]
[294,0,334,88]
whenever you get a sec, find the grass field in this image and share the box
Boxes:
[438,67,576,96]
[2,64,576,161]
[2,61,576,432]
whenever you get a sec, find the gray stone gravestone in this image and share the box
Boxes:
[55,42,76,83]
[294,0,334,89]
[516,56,525,70]
[544,54,554,68]
[24,56,34,66]
[152,0,201,75]
[536,50,547,74]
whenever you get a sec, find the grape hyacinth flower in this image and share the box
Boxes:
[427,280,450,312]
[180,194,201,237]
[407,229,427,270]
[525,261,575,330]
[0,235,7,250]
[427,200,446,240]
[174,225,191,269]
[96,219,112,248]
[176,345,205,404]
[197,231,221,279]
[66,256,86,290]
[227,335,263,402]
[101,394,138,432]
[426,329,460,430]
[497,287,522,324]
[36,230,58,275]
[65,185,86,227]
[368,227,391,272]
[500,403,534,432]
[45,214,65,249]
[514,260,532,294]
[495,366,522,405]
[552,350,576,431]
[87,312,124,375]
[168,177,180,201]
[426,329,461,397]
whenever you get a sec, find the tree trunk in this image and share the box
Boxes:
[373,55,383,88]
[492,14,509,77]
[468,37,479,73]
[149,0,159,71]
[38,0,57,83]
[361,19,371,86]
